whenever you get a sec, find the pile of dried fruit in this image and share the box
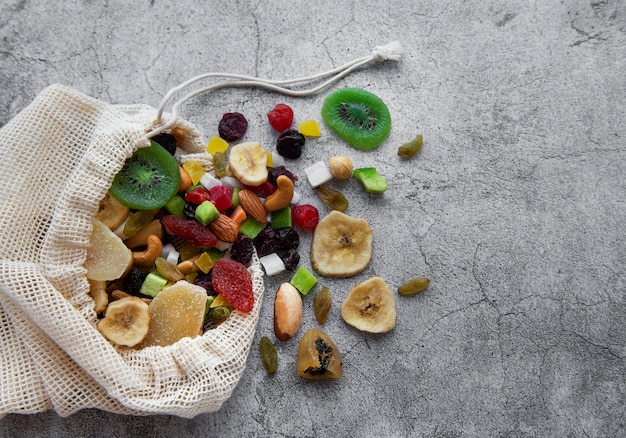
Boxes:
[86,88,429,379]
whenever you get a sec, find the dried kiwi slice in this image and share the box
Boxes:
[321,88,391,150]
[109,141,181,210]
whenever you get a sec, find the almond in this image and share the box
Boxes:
[238,189,267,224]
[208,214,240,242]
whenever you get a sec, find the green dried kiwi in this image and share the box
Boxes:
[123,210,154,238]
[259,336,278,374]
[321,88,391,150]
[155,257,184,282]
[397,135,423,159]
[109,141,181,210]
[398,277,430,296]
[213,151,227,178]
[316,185,348,212]
[313,287,332,324]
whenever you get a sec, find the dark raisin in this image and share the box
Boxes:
[124,267,147,295]
[268,165,298,185]
[194,270,217,296]
[218,112,248,142]
[275,227,299,250]
[253,226,278,257]
[230,234,255,265]
[279,248,300,271]
[151,133,177,155]
[276,129,305,159]
[183,202,198,219]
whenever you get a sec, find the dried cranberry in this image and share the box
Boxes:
[276,129,305,159]
[267,103,294,133]
[162,215,218,247]
[218,112,248,142]
[230,234,255,265]
[185,187,211,205]
[268,165,298,185]
[209,185,233,211]
[253,226,278,257]
[280,248,300,271]
[243,180,277,198]
[151,133,177,155]
[291,204,319,230]
[275,227,299,250]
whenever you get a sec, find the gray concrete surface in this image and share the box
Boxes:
[1,0,624,436]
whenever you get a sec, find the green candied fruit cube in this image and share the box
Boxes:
[195,200,220,225]
[290,266,318,296]
[164,194,186,217]
[270,206,292,230]
[239,217,267,239]
[140,270,168,297]
[353,167,388,194]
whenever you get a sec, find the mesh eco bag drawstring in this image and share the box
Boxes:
[0,42,402,418]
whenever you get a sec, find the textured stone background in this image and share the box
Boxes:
[1,0,624,436]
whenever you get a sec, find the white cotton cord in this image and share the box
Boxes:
[148,41,403,137]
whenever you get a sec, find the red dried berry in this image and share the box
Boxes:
[185,187,211,205]
[291,204,319,230]
[243,180,277,198]
[208,185,233,211]
[267,103,294,133]
[162,215,217,248]
[211,258,254,313]
[218,112,248,142]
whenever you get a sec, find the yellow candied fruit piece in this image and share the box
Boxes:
[207,136,230,155]
[194,251,215,274]
[185,272,198,284]
[298,119,321,137]
[266,150,273,167]
[210,293,234,309]
[182,160,206,185]
[141,281,207,347]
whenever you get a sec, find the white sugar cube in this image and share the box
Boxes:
[259,253,286,276]
[220,176,244,189]
[200,172,222,189]
[305,161,333,187]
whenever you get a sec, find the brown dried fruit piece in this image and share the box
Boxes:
[296,328,342,380]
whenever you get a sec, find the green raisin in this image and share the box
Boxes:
[155,257,184,282]
[397,135,423,159]
[206,306,231,325]
[313,287,332,324]
[398,277,430,295]
[213,151,227,178]
[123,210,154,238]
[259,336,278,374]
[316,185,348,211]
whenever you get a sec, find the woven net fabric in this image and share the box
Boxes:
[0,84,264,418]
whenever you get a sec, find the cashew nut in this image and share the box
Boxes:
[89,279,109,314]
[132,234,163,268]
[264,175,295,211]
[177,259,200,275]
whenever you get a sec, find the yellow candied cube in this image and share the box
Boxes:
[194,251,215,274]
[210,293,234,309]
[298,119,321,137]
[182,160,206,185]
[206,136,229,155]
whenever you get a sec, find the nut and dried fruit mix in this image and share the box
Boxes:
[88,90,429,378]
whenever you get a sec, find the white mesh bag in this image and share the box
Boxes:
[0,42,401,418]
[0,84,265,417]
